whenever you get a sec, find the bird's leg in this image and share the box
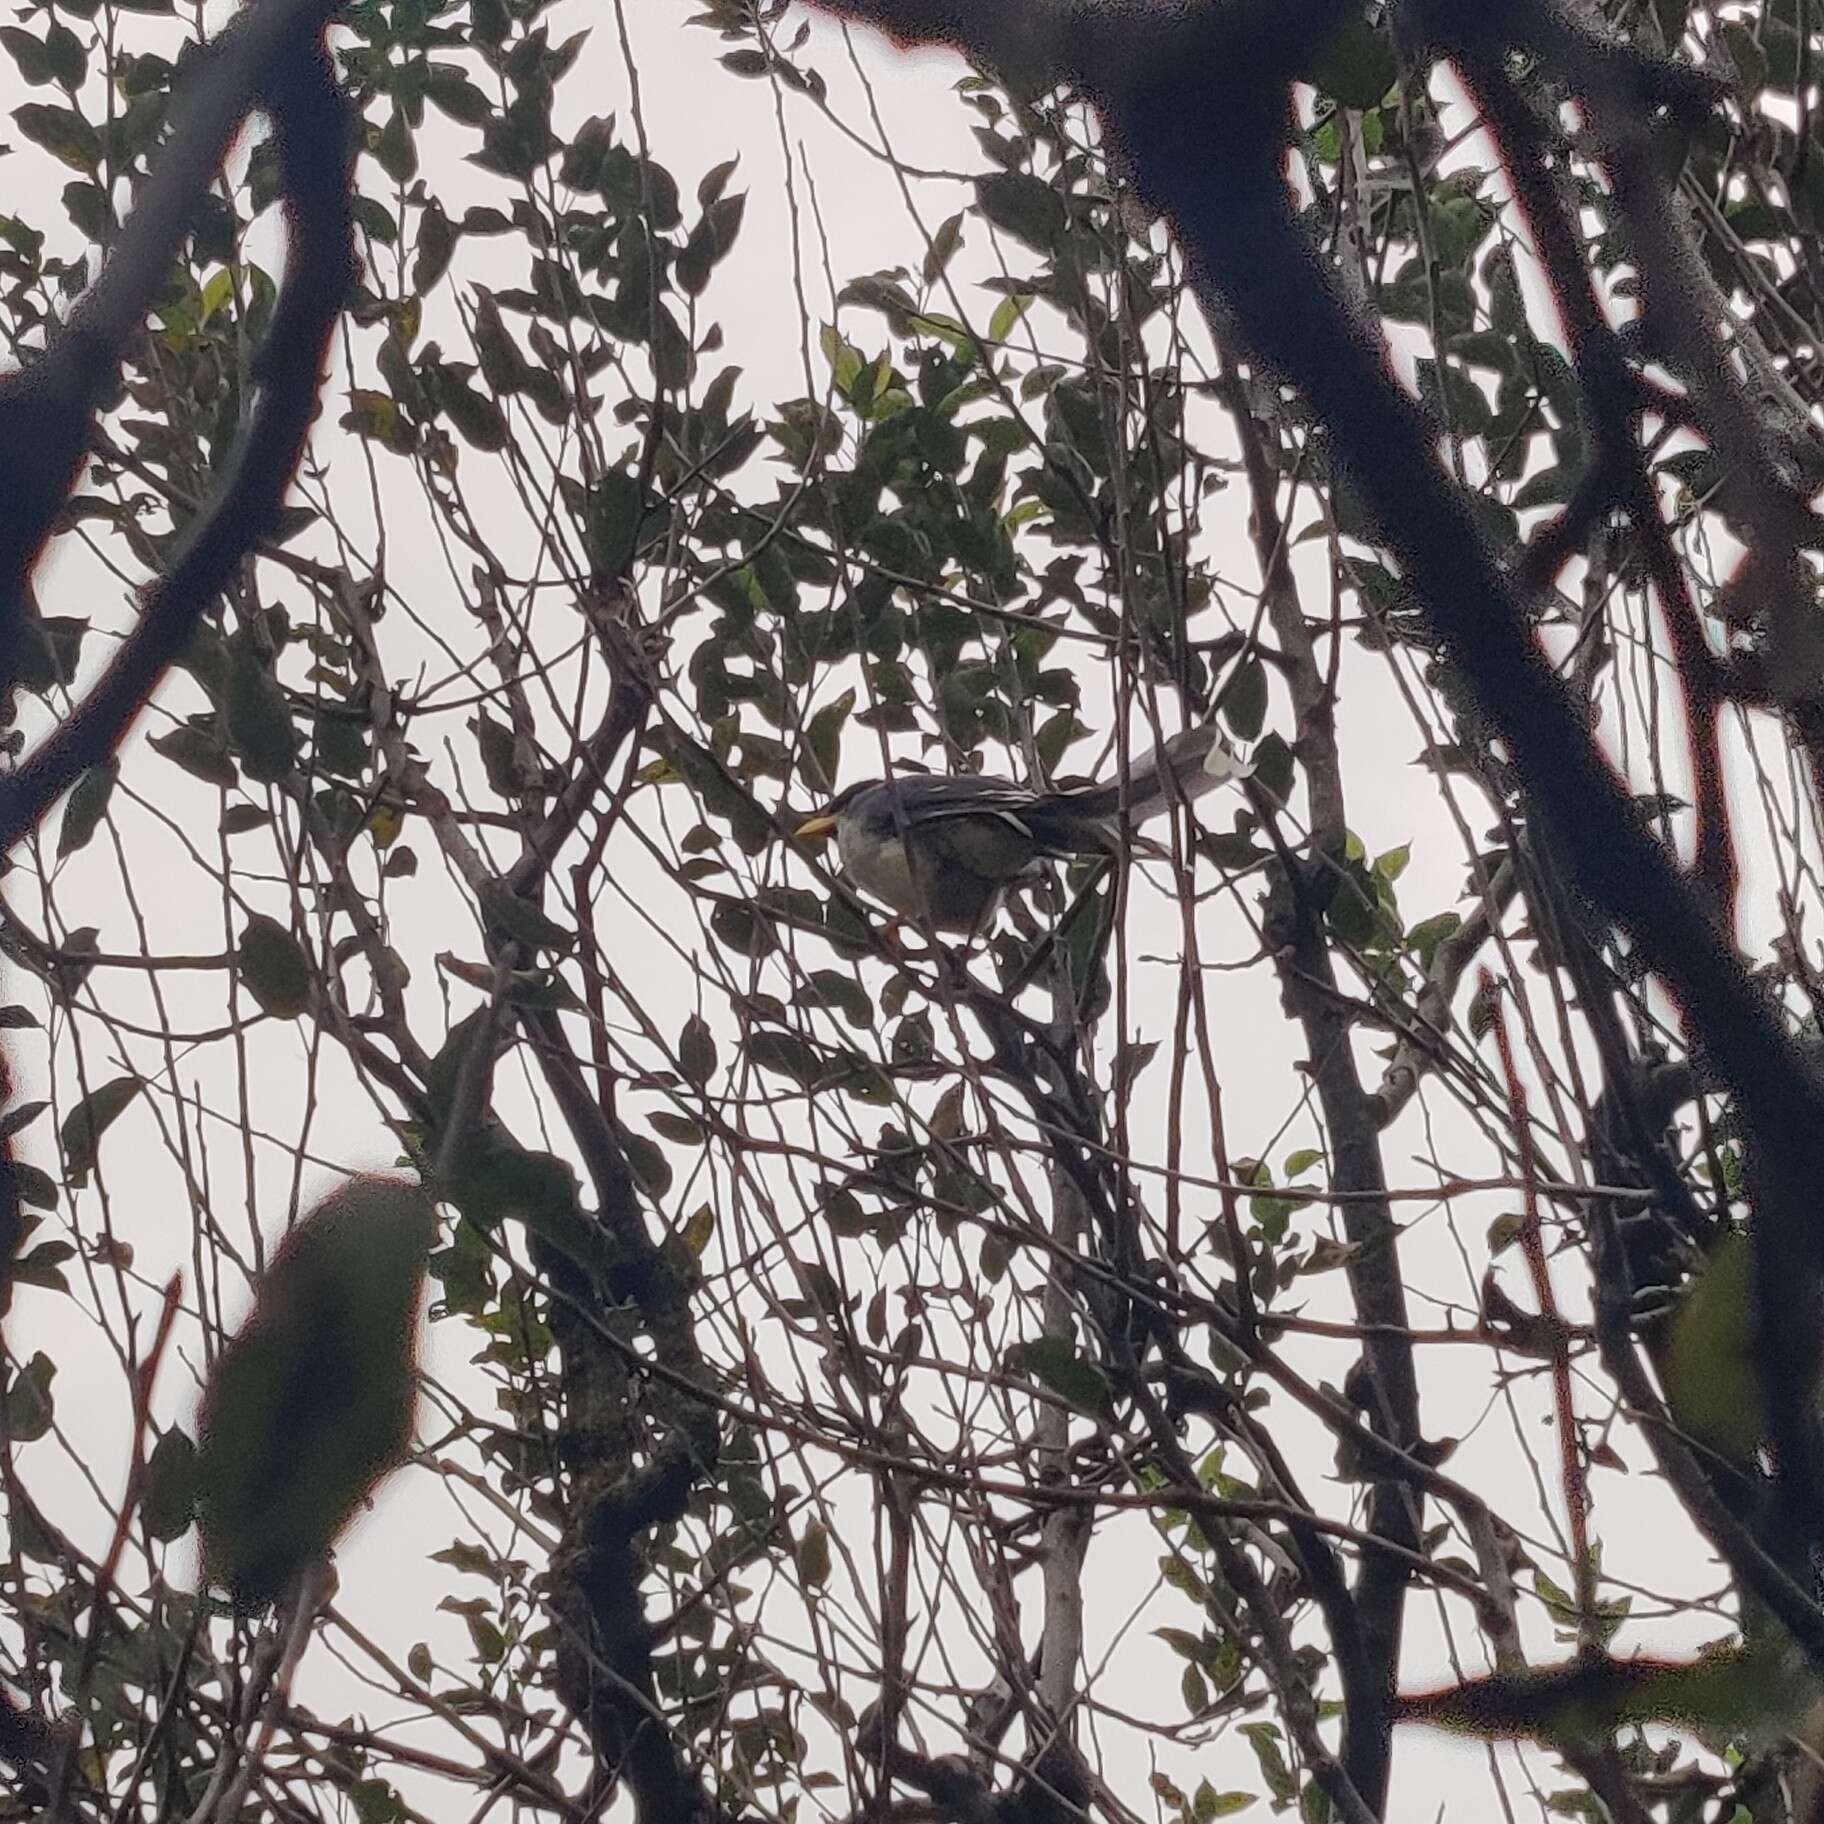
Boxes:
[878,914,944,963]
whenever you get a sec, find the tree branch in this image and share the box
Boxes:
[0,6,353,850]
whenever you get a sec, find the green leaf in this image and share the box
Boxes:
[1195,1783,1257,1820]
[0,212,44,264]
[442,1137,596,1279]
[1449,328,1518,375]
[413,198,458,293]
[583,467,644,577]
[1004,1336,1112,1417]
[13,101,100,170]
[435,372,509,451]
[470,291,529,395]
[1513,465,1574,510]
[1240,1723,1297,1804]
[143,1428,199,1541]
[801,688,854,794]
[311,714,368,779]
[61,179,108,237]
[1662,1230,1766,1462]
[13,610,85,694]
[1,28,53,86]
[463,1613,507,1662]
[2,1082,49,1131]
[12,1239,73,1293]
[1250,732,1295,806]
[678,192,747,295]
[614,1120,673,1199]
[477,880,574,954]
[797,970,872,1028]
[5,22,83,87]
[1426,358,1493,434]
[679,1014,718,1087]
[796,1517,832,1588]
[424,63,491,124]
[473,711,522,799]
[198,267,234,326]
[495,967,577,1015]
[699,156,740,207]
[1036,710,1087,773]
[372,106,416,183]
[342,387,415,453]
[1325,859,1386,951]
[922,210,964,283]
[350,193,398,245]
[1406,911,1461,971]
[974,171,1065,252]
[1484,243,1527,336]
[987,291,1030,343]
[225,641,301,783]
[1220,657,1268,742]
[57,759,117,859]
[1486,1211,1525,1256]
[1309,15,1396,107]
[150,724,238,789]
[60,1074,143,1185]
[236,916,311,1019]
[649,1111,705,1146]
[5,1352,55,1443]
[196,1178,435,1605]
[351,1778,406,1824]
[681,1204,716,1256]
[12,1163,56,1211]
[746,1030,823,1088]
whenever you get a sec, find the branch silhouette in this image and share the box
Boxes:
[0,0,352,852]
[807,0,1824,1799]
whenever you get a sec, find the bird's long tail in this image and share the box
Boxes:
[1044,723,1243,828]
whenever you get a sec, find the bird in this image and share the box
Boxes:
[793,723,1244,936]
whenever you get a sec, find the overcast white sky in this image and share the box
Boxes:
[0,3,1785,1817]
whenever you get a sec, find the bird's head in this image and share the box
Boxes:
[793,780,871,845]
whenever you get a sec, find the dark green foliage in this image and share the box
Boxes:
[195,1178,434,1607]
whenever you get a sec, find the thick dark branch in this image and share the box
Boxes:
[1261,859,1421,1807]
[1076,16,1824,1580]
[1217,351,1414,1812]
[1461,58,1739,913]
[0,0,352,850]
[0,0,336,618]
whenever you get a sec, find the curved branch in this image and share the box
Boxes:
[1075,10,1824,1577]
[0,0,352,851]
[807,0,1824,1774]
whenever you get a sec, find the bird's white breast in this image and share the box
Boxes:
[838,813,921,916]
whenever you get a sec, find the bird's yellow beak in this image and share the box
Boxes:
[795,811,838,843]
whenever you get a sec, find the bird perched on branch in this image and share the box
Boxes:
[794,724,1245,937]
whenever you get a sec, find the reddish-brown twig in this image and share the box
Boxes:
[1482,973,1595,1637]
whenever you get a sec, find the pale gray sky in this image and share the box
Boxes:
[0,5,1777,1818]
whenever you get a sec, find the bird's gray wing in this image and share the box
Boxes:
[874,774,1044,829]
[856,776,1063,882]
